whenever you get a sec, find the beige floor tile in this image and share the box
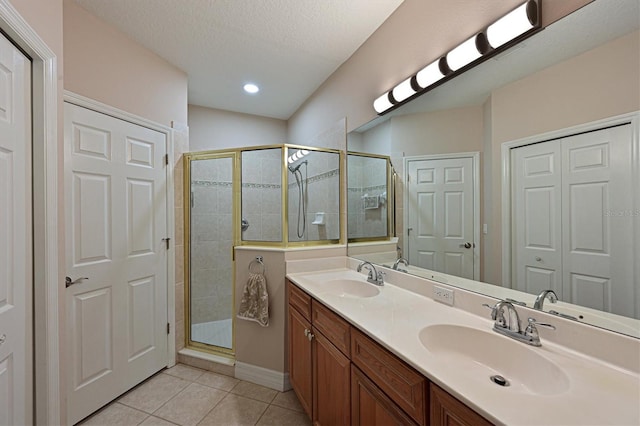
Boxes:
[198,394,268,426]
[255,405,311,426]
[80,402,149,426]
[139,416,179,426]
[196,371,240,391]
[270,390,304,413]
[153,383,226,426]
[119,374,190,414]
[164,364,206,381]
[230,381,277,403]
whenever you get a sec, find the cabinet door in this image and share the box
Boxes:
[289,306,313,418]
[313,330,351,426]
[430,384,492,426]
[352,366,417,426]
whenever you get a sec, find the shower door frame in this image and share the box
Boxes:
[183,150,240,357]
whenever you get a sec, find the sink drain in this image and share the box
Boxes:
[490,375,510,387]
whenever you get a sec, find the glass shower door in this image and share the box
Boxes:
[186,152,236,353]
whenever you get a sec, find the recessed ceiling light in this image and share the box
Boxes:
[243,83,259,94]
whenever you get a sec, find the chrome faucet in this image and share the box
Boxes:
[357,261,385,286]
[392,257,409,272]
[533,289,558,310]
[484,300,555,346]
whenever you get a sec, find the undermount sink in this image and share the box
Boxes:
[419,324,570,396]
[323,279,380,298]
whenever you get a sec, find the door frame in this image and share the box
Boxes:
[500,112,640,294]
[64,90,177,367]
[403,152,481,280]
[0,2,59,424]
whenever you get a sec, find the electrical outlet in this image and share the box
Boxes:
[433,285,454,306]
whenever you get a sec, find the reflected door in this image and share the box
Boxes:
[407,157,475,279]
[64,103,169,424]
[512,124,636,317]
[188,154,235,351]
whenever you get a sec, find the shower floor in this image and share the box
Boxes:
[191,318,233,349]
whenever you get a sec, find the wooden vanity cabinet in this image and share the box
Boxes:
[352,366,417,426]
[287,280,351,425]
[288,305,313,417]
[287,280,494,426]
[430,384,492,426]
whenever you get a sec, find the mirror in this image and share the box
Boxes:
[347,0,640,338]
[346,152,394,241]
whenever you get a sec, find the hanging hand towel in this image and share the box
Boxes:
[237,272,269,327]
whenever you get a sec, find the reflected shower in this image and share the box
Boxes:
[289,160,308,238]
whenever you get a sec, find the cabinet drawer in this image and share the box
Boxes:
[288,280,311,321]
[351,328,426,425]
[312,300,351,357]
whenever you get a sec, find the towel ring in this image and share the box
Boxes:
[249,256,266,274]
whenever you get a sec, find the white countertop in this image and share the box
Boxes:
[286,267,640,426]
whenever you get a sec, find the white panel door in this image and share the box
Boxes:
[561,125,635,317]
[0,32,32,426]
[407,157,475,279]
[64,103,169,424]
[512,141,562,295]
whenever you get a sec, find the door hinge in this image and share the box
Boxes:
[167,322,170,334]
[164,154,169,165]
[162,237,171,250]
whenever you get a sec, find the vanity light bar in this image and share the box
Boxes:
[373,0,540,115]
[287,149,310,164]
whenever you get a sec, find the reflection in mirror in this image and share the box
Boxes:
[347,0,640,337]
[287,148,341,243]
[346,152,393,241]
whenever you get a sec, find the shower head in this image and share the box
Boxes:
[288,160,307,173]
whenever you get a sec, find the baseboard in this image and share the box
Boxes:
[235,362,291,392]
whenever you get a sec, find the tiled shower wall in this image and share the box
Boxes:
[288,150,340,242]
[241,148,283,242]
[189,158,234,325]
[347,155,388,239]
[173,125,188,352]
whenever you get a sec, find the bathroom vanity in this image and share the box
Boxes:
[286,260,640,426]
[288,279,490,426]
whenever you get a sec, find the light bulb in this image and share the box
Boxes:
[415,61,444,89]
[373,93,394,113]
[392,77,416,103]
[487,2,534,49]
[446,35,482,71]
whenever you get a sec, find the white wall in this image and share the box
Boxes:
[189,104,287,151]
[287,0,592,143]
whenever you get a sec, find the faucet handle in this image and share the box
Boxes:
[527,317,556,330]
[482,303,506,326]
[482,303,497,319]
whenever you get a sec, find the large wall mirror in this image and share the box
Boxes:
[347,0,640,338]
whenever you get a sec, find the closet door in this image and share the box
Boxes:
[512,141,563,296]
[561,124,635,316]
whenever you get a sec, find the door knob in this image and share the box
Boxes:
[66,276,89,288]
[460,242,472,249]
[535,257,542,262]
[0,334,5,345]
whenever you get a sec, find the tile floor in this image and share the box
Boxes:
[79,364,311,426]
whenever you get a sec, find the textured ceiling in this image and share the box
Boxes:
[74,0,404,119]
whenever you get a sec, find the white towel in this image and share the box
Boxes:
[237,272,269,327]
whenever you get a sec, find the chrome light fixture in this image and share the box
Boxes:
[373,0,540,115]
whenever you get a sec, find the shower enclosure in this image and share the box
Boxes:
[184,145,342,356]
